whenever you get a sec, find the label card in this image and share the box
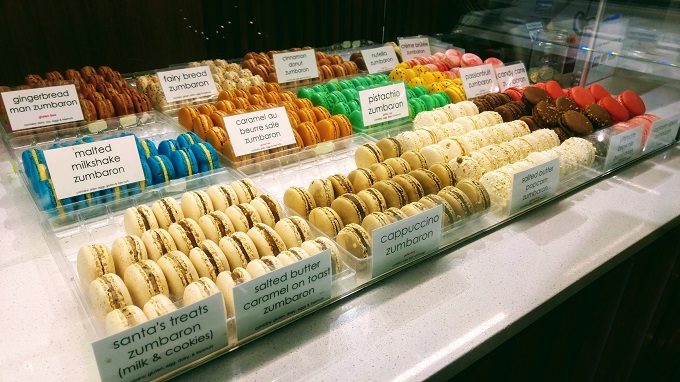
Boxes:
[604,126,643,170]
[371,205,443,278]
[1,84,83,131]
[43,135,144,200]
[273,49,319,84]
[233,251,332,340]
[644,116,680,152]
[223,106,296,157]
[358,82,409,127]
[361,46,399,74]
[508,157,560,215]
[459,64,500,98]
[398,37,431,61]
[92,293,227,382]
[157,66,218,102]
[494,62,530,91]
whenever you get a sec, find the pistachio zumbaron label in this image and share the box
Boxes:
[604,126,643,169]
[92,294,227,382]
[358,82,409,126]
[495,62,530,91]
[644,116,680,152]
[233,251,332,340]
[223,106,296,156]
[273,49,319,84]
[43,135,144,199]
[459,64,499,98]
[508,157,560,214]
[1,84,83,131]
[371,205,443,278]
[398,37,431,61]
[157,66,218,102]
[361,46,399,74]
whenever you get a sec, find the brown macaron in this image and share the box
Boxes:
[559,110,593,136]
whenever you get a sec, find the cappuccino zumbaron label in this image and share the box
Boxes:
[273,49,319,84]
[604,126,643,169]
[43,135,145,199]
[361,46,399,74]
[358,82,409,126]
[223,106,296,157]
[1,84,83,131]
[398,37,431,61]
[459,64,500,98]
[645,116,680,152]
[92,294,227,382]
[495,62,530,91]
[371,205,443,278]
[233,251,332,340]
[157,66,218,102]
[508,157,560,214]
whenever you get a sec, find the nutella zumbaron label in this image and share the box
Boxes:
[604,126,643,169]
[273,49,319,84]
[459,64,500,98]
[358,82,409,126]
[495,62,530,91]
[43,135,144,199]
[157,66,218,102]
[371,205,443,278]
[1,84,83,131]
[92,294,227,382]
[508,157,560,214]
[361,46,399,74]
[398,37,431,61]
[233,251,332,340]
[644,116,680,152]
[223,106,296,157]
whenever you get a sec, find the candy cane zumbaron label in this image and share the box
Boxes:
[604,126,643,170]
[43,135,144,199]
[1,84,83,131]
[223,106,296,157]
[398,37,431,62]
[358,82,409,127]
[233,251,332,340]
[508,157,560,214]
[273,49,319,84]
[371,205,443,278]
[157,66,218,102]
[459,64,500,98]
[361,46,399,74]
[92,294,227,382]
[495,62,530,91]
[645,116,680,152]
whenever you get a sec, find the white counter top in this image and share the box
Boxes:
[1,141,678,382]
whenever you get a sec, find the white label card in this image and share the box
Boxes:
[1,84,83,131]
[645,116,680,152]
[398,37,431,61]
[459,64,500,98]
[508,157,560,215]
[604,126,643,169]
[92,293,227,382]
[223,106,296,157]
[358,82,409,127]
[43,135,144,200]
[371,205,443,278]
[273,49,319,84]
[157,66,218,102]
[361,46,399,74]
[233,251,332,340]
[495,62,530,91]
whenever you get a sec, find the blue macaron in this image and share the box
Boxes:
[170,148,199,178]
[190,142,220,173]
[147,155,176,184]
[158,139,179,157]
[137,138,159,159]
[177,132,202,148]
[21,148,45,192]
[36,179,69,217]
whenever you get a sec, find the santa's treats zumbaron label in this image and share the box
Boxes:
[459,64,500,98]
[398,37,431,62]
[1,84,83,131]
[223,106,296,157]
[273,49,320,84]
[358,82,409,126]
[508,157,560,214]
[157,66,218,102]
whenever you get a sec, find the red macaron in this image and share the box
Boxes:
[598,96,630,123]
[545,80,563,100]
[588,83,610,101]
[617,90,646,116]
[568,86,596,109]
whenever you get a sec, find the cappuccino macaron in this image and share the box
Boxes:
[250,194,284,227]
[111,235,148,276]
[183,277,220,306]
[157,251,199,299]
[400,150,429,170]
[168,218,206,254]
[419,194,456,225]
[356,188,387,214]
[336,223,371,259]
[383,207,408,222]
[274,216,312,248]
[77,243,115,285]
[383,157,411,175]
[354,142,384,167]
[181,190,214,221]
[246,256,284,278]
[362,211,393,233]
[369,162,396,181]
[151,197,184,229]
[105,305,148,335]
[376,137,403,159]
[308,178,335,207]
[331,193,369,225]
[301,237,342,274]
[247,223,287,257]
[188,240,230,280]
[309,207,344,237]
[392,174,425,203]
[455,179,491,213]
[429,163,457,188]
[141,228,177,261]
[409,169,443,195]
[123,259,170,306]
[438,186,474,222]
[88,273,133,316]
[216,268,252,318]
[123,205,159,236]
[143,294,177,319]
[347,168,376,192]
[373,180,408,208]
[401,201,429,217]
[225,203,262,232]
[206,184,239,211]
[328,174,354,195]
[198,210,235,242]
[277,247,310,266]
[219,232,260,269]
[283,187,316,217]
[230,178,260,203]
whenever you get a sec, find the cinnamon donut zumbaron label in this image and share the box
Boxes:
[1,84,83,131]
[272,49,319,84]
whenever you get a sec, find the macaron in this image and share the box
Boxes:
[143,294,177,319]
[181,190,215,221]
[347,168,376,192]
[419,194,457,225]
[124,205,159,237]
[328,174,354,195]
[141,228,177,261]
[392,174,425,203]
[308,178,335,208]
[598,96,629,123]
[297,121,321,146]
[409,169,443,195]
[206,184,239,211]
[437,186,474,222]
[277,247,310,266]
[272,216,311,249]
[331,193,369,225]
[568,86,596,109]
[188,240,231,280]
[170,149,199,178]
[190,142,220,172]
[617,90,645,116]
[247,223,287,257]
[336,223,371,259]
[230,178,260,204]
[246,256,284,278]
[215,268,253,318]
[147,155,175,184]
[225,203,262,232]
[182,277,220,306]
[373,180,407,208]
[168,218,206,254]
[250,194,284,227]
[105,305,147,335]
[401,201,430,217]
[429,163,457,188]
[588,83,611,101]
[354,143,384,167]
[219,232,260,269]
[151,197,184,229]
[77,244,115,285]
[309,207,344,237]
[369,162,396,181]
[123,259,169,306]
[376,137,403,159]
[362,211,392,233]
[400,150,429,171]
[177,132,201,148]
[356,188,387,214]
[111,235,148,276]
[198,210,234,242]
[137,138,159,159]
[383,157,411,175]
[455,179,491,213]
[300,237,342,274]
[559,110,594,136]
[88,273,133,316]
[157,250,199,299]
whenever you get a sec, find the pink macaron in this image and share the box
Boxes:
[484,57,504,67]
[461,53,483,67]
[445,49,462,58]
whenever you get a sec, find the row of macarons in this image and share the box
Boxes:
[242,49,358,84]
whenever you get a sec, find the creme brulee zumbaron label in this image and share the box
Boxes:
[508,157,560,214]
[92,294,227,382]
[358,82,409,126]
[459,64,500,98]
[398,37,431,62]
[43,135,145,200]
[1,84,84,131]
[645,116,680,152]
[604,126,643,169]
[157,66,218,102]
[494,62,530,91]
[371,205,443,278]
[361,46,399,74]
[223,106,296,157]
[232,251,332,340]
[272,49,320,84]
